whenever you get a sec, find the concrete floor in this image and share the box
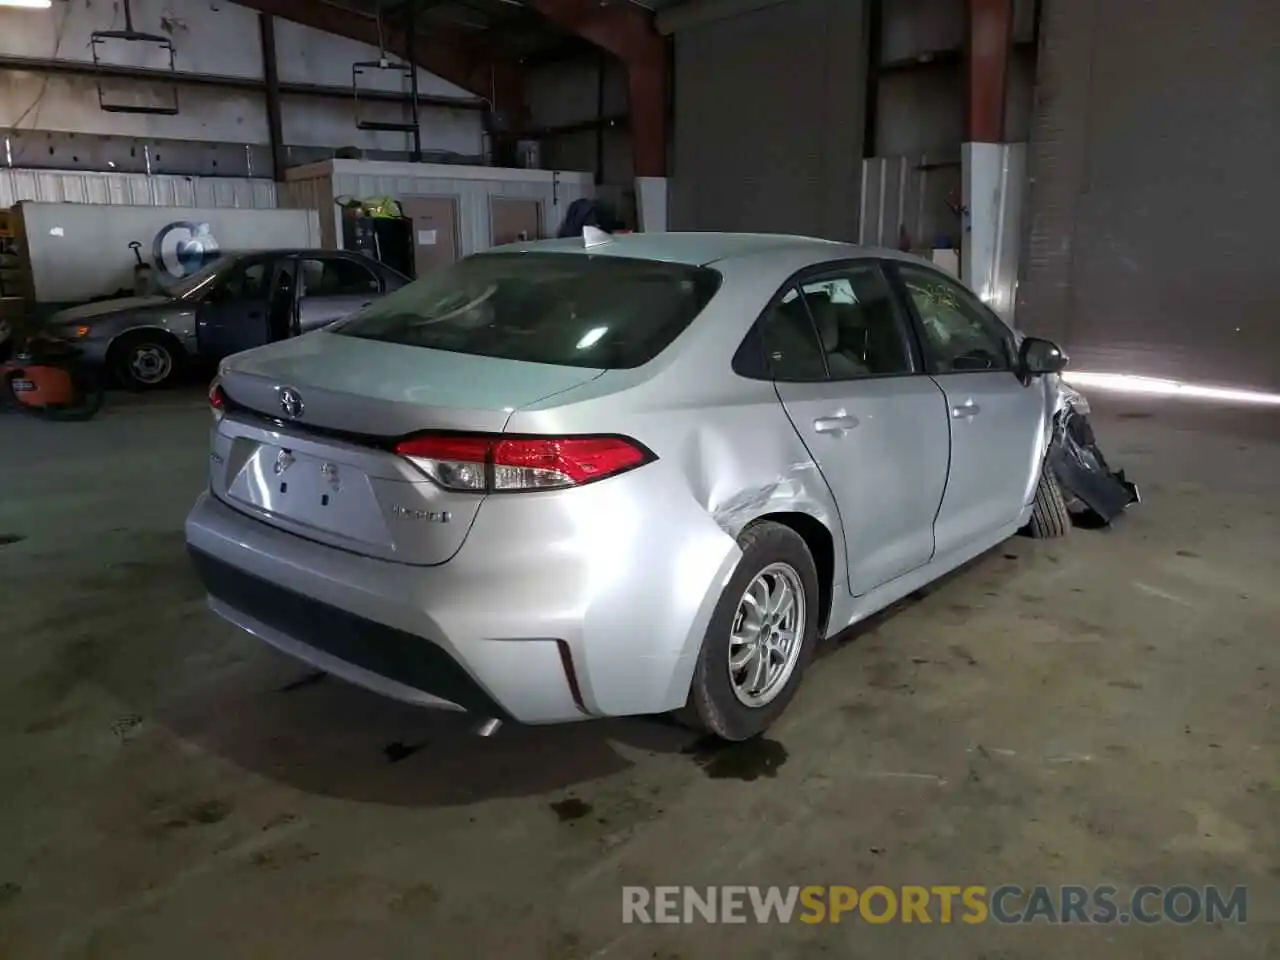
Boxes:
[0,391,1277,959]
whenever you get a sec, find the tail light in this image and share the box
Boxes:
[209,380,227,421]
[394,434,655,493]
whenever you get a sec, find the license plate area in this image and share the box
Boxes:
[229,444,391,547]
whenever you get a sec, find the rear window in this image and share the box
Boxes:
[332,252,721,369]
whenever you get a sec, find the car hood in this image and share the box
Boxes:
[51,296,173,324]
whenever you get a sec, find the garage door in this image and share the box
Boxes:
[1018,0,1280,391]
[667,0,867,240]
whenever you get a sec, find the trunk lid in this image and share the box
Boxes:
[212,331,604,565]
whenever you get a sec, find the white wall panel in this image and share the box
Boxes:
[0,0,483,159]
[0,168,276,209]
[0,0,262,78]
[279,95,482,156]
[0,71,268,145]
[272,20,474,99]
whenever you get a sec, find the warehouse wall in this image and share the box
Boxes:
[526,57,633,186]
[0,0,485,175]
[1019,0,1280,391]
[667,0,867,240]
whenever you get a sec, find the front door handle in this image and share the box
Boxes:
[951,403,981,420]
[814,415,860,434]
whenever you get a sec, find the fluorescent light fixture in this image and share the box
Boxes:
[0,0,54,8]
[1063,371,1280,407]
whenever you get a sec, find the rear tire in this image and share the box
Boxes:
[679,521,821,741]
[1028,466,1071,539]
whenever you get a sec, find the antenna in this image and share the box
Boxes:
[583,226,613,248]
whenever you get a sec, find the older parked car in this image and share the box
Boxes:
[185,232,1074,741]
[46,250,408,389]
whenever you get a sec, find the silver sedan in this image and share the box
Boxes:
[185,232,1072,740]
[46,251,407,390]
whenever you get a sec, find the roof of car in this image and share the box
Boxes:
[229,249,369,259]
[494,232,909,267]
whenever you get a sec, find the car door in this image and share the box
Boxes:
[194,256,273,359]
[890,262,1047,557]
[297,256,382,332]
[763,261,952,596]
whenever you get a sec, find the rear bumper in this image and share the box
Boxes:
[189,547,514,718]
[184,484,740,724]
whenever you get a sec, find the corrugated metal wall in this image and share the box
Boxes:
[1019,0,1280,390]
[669,0,867,239]
[0,169,277,210]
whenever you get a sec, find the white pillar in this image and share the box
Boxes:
[961,142,1025,324]
[634,176,669,233]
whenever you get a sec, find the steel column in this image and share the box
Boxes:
[229,0,525,133]
[405,0,424,162]
[526,0,669,178]
[966,0,1014,142]
[257,13,287,182]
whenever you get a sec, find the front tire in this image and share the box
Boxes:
[680,521,821,741]
[113,333,181,390]
[1027,466,1071,539]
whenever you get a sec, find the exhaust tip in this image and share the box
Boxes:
[473,718,502,737]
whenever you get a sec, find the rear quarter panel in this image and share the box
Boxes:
[503,249,853,659]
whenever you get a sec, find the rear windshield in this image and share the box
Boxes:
[332,252,721,369]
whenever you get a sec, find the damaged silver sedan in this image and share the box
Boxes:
[186,231,1135,742]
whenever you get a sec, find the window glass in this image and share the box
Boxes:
[759,287,827,381]
[898,266,1011,373]
[334,252,721,370]
[302,258,380,297]
[208,259,268,302]
[797,264,913,378]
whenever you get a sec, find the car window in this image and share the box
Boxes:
[301,258,380,297]
[758,287,827,381]
[797,264,914,379]
[333,252,721,370]
[207,260,268,303]
[897,265,1011,373]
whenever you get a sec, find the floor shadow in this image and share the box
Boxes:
[151,658,699,808]
[5,529,700,809]
[820,540,1030,658]
[8,520,1049,810]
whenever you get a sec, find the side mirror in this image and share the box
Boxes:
[1019,337,1069,378]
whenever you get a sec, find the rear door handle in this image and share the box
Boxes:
[951,403,981,419]
[814,415,860,434]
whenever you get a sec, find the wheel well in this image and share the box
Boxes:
[107,327,186,364]
[754,511,835,634]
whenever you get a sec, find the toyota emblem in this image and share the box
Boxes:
[278,386,304,419]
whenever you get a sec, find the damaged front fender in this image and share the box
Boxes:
[1047,378,1139,525]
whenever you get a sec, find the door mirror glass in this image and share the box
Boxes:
[1019,337,1069,376]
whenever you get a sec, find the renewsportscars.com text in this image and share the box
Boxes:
[622,885,1248,925]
